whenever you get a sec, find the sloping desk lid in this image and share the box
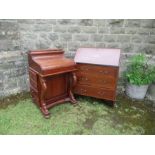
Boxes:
[74,48,121,67]
[28,49,76,76]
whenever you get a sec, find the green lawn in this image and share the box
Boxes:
[0,93,155,135]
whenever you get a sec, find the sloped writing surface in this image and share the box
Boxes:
[74,48,121,66]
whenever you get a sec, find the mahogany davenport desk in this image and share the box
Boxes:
[74,48,121,104]
[28,49,77,118]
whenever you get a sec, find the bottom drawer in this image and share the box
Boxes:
[74,84,115,101]
[30,89,40,105]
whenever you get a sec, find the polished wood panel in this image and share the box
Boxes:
[74,48,120,104]
[28,49,77,118]
[77,63,117,77]
[74,84,115,101]
[76,71,116,89]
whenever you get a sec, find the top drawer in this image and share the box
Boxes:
[29,69,38,82]
[76,63,118,77]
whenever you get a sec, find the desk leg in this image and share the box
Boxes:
[39,76,50,118]
[69,72,77,104]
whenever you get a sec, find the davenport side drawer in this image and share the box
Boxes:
[30,89,40,105]
[29,69,38,82]
[74,84,115,101]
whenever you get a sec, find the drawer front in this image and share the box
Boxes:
[29,69,38,82]
[29,69,38,90]
[77,63,118,77]
[30,89,40,105]
[76,72,116,89]
[30,78,38,90]
[74,84,115,101]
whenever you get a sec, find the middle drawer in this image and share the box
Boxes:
[76,71,116,89]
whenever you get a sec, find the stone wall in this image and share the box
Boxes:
[0,19,155,97]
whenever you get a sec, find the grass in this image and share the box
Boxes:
[0,92,155,135]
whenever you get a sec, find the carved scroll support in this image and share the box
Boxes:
[69,72,77,104]
[39,76,50,118]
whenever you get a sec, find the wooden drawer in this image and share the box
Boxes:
[74,84,115,101]
[76,72,116,89]
[30,89,40,105]
[29,69,38,90]
[29,69,38,82]
[30,78,38,90]
[77,63,118,77]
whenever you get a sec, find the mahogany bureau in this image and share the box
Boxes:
[28,49,77,118]
[74,48,121,104]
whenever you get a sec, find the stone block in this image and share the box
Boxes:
[138,44,155,54]
[3,77,17,90]
[105,43,121,48]
[137,28,151,35]
[110,27,125,34]
[0,40,16,50]
[19,23,34,31]
[48,33,59,41]
[57,19,77,25]
[117,35,131,43]
[151,28,155,35]
[141,19,154,28]
[80,42,96,48]
[35,19,56,24]
[96,42,105,48]
[131,35,143,43]
[106,19,124,27]
[33,24,53,31]
[73,34,89,41]
[81,26,97,33]
[68,26,81,33]
[53,25,68,33]
[125,28,138,34]
[59,33,72,41]
[0,21,18,31]
[17,75,29,91]
[18,19,36,24]
[20,39,37,50]
[90,34,103,42]
[68,42,81,51]
[78,19,93,26]
[125,19,141,27]
[50,41,67,49]
[153,20,155,28]
[98,27,109,34]
[147,35,155,44]
[104,35,117,42]
[121,43,134,52]
[36,40,50,49]
[93,19,106,26]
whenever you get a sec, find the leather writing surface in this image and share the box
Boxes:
[74,48,121,66]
